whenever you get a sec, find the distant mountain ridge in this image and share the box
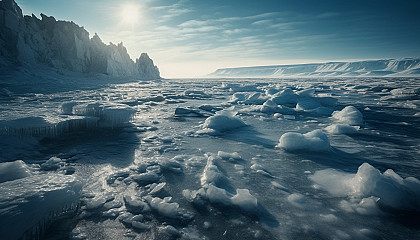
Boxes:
[209,58,420,77]
[0,0,160,79]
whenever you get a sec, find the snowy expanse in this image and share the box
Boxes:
[1,72,420,239]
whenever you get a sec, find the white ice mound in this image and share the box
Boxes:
[202,111,246,132]
[271,88,298,105]
[0,172,82,239]
[0,160,32,183]
[277,129,331,152]
[310,163,420,211]
[331,106,363,126]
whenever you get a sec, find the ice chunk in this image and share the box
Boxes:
[231,189,258,212]
[331,106,363,126]
[62,102,136,128]
[271,88,298,105]
[0,160,32,183]
[201,156,228,187]
[0,173,82,240]
[159,225,181,237]
[277,129,331,152]
[217,151,242,161]
[206,184,232,205]
[145,196,192,220]
[40,156,64,171]
[325,124,360,134]
[131,172,160,185]
[202,111,246,132]
[149,182,167,196]
[124,196,149,214]
[310,163,420,210]
[191,155,259,213]
[132,221,150,230]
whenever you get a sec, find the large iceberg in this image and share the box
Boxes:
[0,0,160,79]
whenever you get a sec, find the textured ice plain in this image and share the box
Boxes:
[0,76,420,239]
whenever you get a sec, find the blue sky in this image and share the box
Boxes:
[16,0,420,77]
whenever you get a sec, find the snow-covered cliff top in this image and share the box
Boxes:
[209,58,420,78]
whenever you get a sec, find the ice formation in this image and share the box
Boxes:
[209,58,420,77]
[202,111,247,133]
[0,0,160,79]
[310,163,420,211]
[331,106,364,126]
[183,154,258,213]
[277,129,331,152]
[0,101,136,137]
[0,164,82,239]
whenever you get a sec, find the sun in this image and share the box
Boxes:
[121,4,139,24]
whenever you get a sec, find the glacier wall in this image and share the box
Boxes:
[0,0,160,79]
[210,58,420,78]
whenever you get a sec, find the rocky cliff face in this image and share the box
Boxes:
[0,0,160,79]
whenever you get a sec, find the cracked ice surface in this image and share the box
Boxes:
[1,75,420,239]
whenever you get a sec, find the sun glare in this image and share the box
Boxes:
[122,4,139,24]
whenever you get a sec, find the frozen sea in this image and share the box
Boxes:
[1,72,420,239]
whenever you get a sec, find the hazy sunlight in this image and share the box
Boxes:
[121,4,139,25]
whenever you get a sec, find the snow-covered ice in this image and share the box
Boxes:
[277,129,331,152]
[1,74,420,240]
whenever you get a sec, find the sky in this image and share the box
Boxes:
[15,0,420,78]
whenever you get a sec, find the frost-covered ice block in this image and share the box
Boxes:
[202,111,246,132]
[60,102,136,128]
[0,171,82,239]
[144,196,193,220]
[231,189,258,211]
[100,106,136,127]
[331,106,364,126]
[310,163,420,211]
[277,129,331,152]
[0,116,99,137]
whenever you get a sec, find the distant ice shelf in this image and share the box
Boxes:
[209,58,420,78]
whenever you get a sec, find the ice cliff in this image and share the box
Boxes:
[209,58,420,78]
[0,0,160,79]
